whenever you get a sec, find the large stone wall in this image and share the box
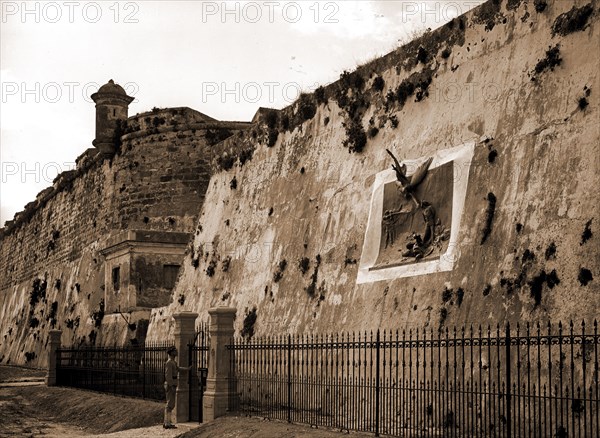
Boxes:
[146,0,599,341]
[0,107,249,367]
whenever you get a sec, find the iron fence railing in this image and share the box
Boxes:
[228,321,599,438]
[56,341,174,401]
[188,322,210,422]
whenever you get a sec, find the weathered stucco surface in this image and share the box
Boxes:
[0,108,249,367]
[1,0,598,367]
[147,0,599,341]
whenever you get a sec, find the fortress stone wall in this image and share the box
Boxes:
[145,0,599,341]
[0,104,249,367]
[1,0,598,367]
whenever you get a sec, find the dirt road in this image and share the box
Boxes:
[0,365,372,437]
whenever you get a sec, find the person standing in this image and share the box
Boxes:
[163,347,191,429]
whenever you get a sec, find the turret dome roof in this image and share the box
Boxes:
[96,79,127,95]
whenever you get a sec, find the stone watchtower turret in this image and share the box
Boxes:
[91,79,134,158]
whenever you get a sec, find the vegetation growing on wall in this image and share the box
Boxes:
[238,148,254,166]
[314,86,327,105]
[29,278,47,310]
[297,94,317,123]
[344,257,357,267]
[273,260,288,283]
[305,255,322,297]
[48,301,58,328]
[368,123,379,139]
[551,4,594,36]
[216,144,255,171]
[267,129,279,147]
[581,219,593,245]
[456,288,464,307]
[298,257,310,275]
[439,307,448,327]
[206,255,218,277]
[65,317,80,330]
[371,76,385,92]
[217,154,236,171]
[241,307,257,340]
[222,256,231,273]
[472,0,503,32]
[531,45,562,81]
[528,269,560,307]
[386,69,434,109]
[3,0,599,369]
[482,284,492,297]
[534,0,547,13]
[545,242,557,260]
[441,286,465,307]
[202,3,468,164]
[342,120,367,153]
[265,109,278,129]
[416,46,429,64]
[205,128,234,146]
[91,299,105,328]
[578,268,593,286]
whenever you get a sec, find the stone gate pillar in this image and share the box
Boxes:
[46,329,62,386]
[203,307,236,421]
[173,311,198,422]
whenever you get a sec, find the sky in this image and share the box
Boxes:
[0,0,484,225]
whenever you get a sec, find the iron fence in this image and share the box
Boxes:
[228,321,599,437]
[56,341,174,401]
[188,322,210,422]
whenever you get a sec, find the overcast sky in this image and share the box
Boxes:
[0,0,484,225]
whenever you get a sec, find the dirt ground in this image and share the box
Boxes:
[0,365,168,437]
[179,416,374,438]
[0,365,373,438]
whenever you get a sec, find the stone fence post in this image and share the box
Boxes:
[173,311,198,423]
[46,329,62,386]
[203,307,236,421]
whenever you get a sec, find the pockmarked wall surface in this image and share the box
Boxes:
[0,107,249,367]
[147,0,599,341]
